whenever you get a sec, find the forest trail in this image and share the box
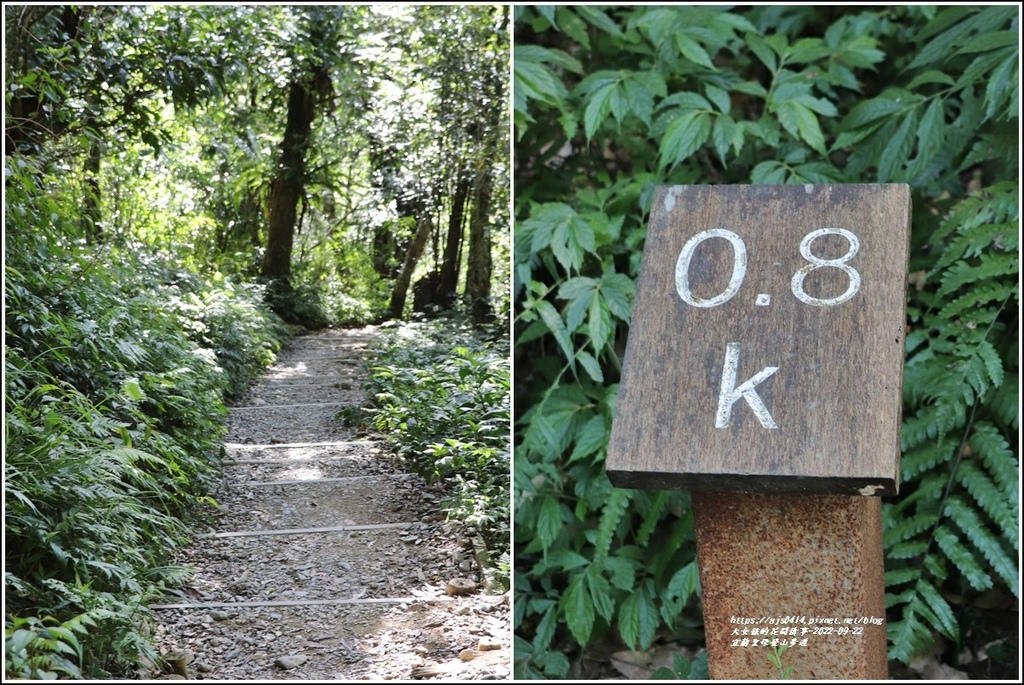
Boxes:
[149,327,510,680]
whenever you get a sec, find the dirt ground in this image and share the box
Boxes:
[149,327,510,680]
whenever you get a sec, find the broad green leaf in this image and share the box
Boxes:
[534,5,558,30]
[915,98,945,164]
[778,100,826,155]
[956,30,1018,55]
[747,34,777,72]
[536,495,564,551]
[599,272,635,321]
[877,110,916,182]
[622,77,654,128]
[711,115,742,164]
[916,6,977,42]
[954,45,1016,91]
[575,5,622,36]
[618,585,659,650]
[907,70,956,90]
[560,276,599,332]
[584,82,617,140]
[562,573,595,645]
[676,33,715,69]
[603,555,635,591]
[835,35,885,68]
[628,8,680,48]
[787,37,830,64]
[659,110,711,170]
[514,61,567,109]
[750,160,789,184]
[839,91,917,130]
[575,350,604,384]
[589,294,612,353]
[569,414,607,462]
[532,604,558,652]
[533,300,574,362]
[793,94,838,117]
[514,44,583,74]
[545,549,591,572]
[587,570,616,622]
[658,91,712,112]
[792,162,843,183]
[541,208,595,273]
[984,51,1017,122]
[703,84,731,114]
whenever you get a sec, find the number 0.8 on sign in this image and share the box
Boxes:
[606,185,911,496]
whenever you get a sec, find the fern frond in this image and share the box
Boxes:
[959,353,993,404]
[932,221,1018,272]
[887,539,929,560]
[593,489,630,564]
[883,510,938,548]
[955,460,1017,548]
[887,596,937,663]
[969,421,1019,495]
[944,496,1018,595]
[987,378,1019,430]
[916,575,958,640]
[923,551,948,581]
[974,339,1005,389]
[635,490,667,547]
[938,252,1018,297]
[901,403,967,451]
[887,473,946,519]
[938,282,1017,321]
[884,567,921,588]
[900,439,956,481]
[933,525,993,591]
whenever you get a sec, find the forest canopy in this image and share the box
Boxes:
[5,3,510,327]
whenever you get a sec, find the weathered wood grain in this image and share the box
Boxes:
[606,184,910,495]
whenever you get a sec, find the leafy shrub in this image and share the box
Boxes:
[364,316,510,580]
[4,613,98,680]
[5,165,284,676]
[513,4,1017,678]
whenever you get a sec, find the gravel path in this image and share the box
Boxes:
[149,327,510,680]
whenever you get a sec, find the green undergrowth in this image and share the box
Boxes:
[4,227,285,676]
[362,315,511,589]
[513,4,1017,678]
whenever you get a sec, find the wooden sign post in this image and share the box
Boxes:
[607,184,910,679]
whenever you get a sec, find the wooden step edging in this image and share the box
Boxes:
[197,522,414,539]
[225,456,384,465]
[275,356,363,363]
[223,440,378,450]
[149,596,454,610]
[230,401,348,410]
[229,475,407,486]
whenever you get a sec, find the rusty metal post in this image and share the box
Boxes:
[692,492,888,680]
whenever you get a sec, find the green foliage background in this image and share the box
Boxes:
[513,5,1018,678]
[363,317,511,584]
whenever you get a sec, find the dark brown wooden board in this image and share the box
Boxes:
[606,184,910,495]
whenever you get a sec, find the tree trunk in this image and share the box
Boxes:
[261,69,325,281]
[466,170,493,324]
[388,214,433,319]
[437,173,470,304]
